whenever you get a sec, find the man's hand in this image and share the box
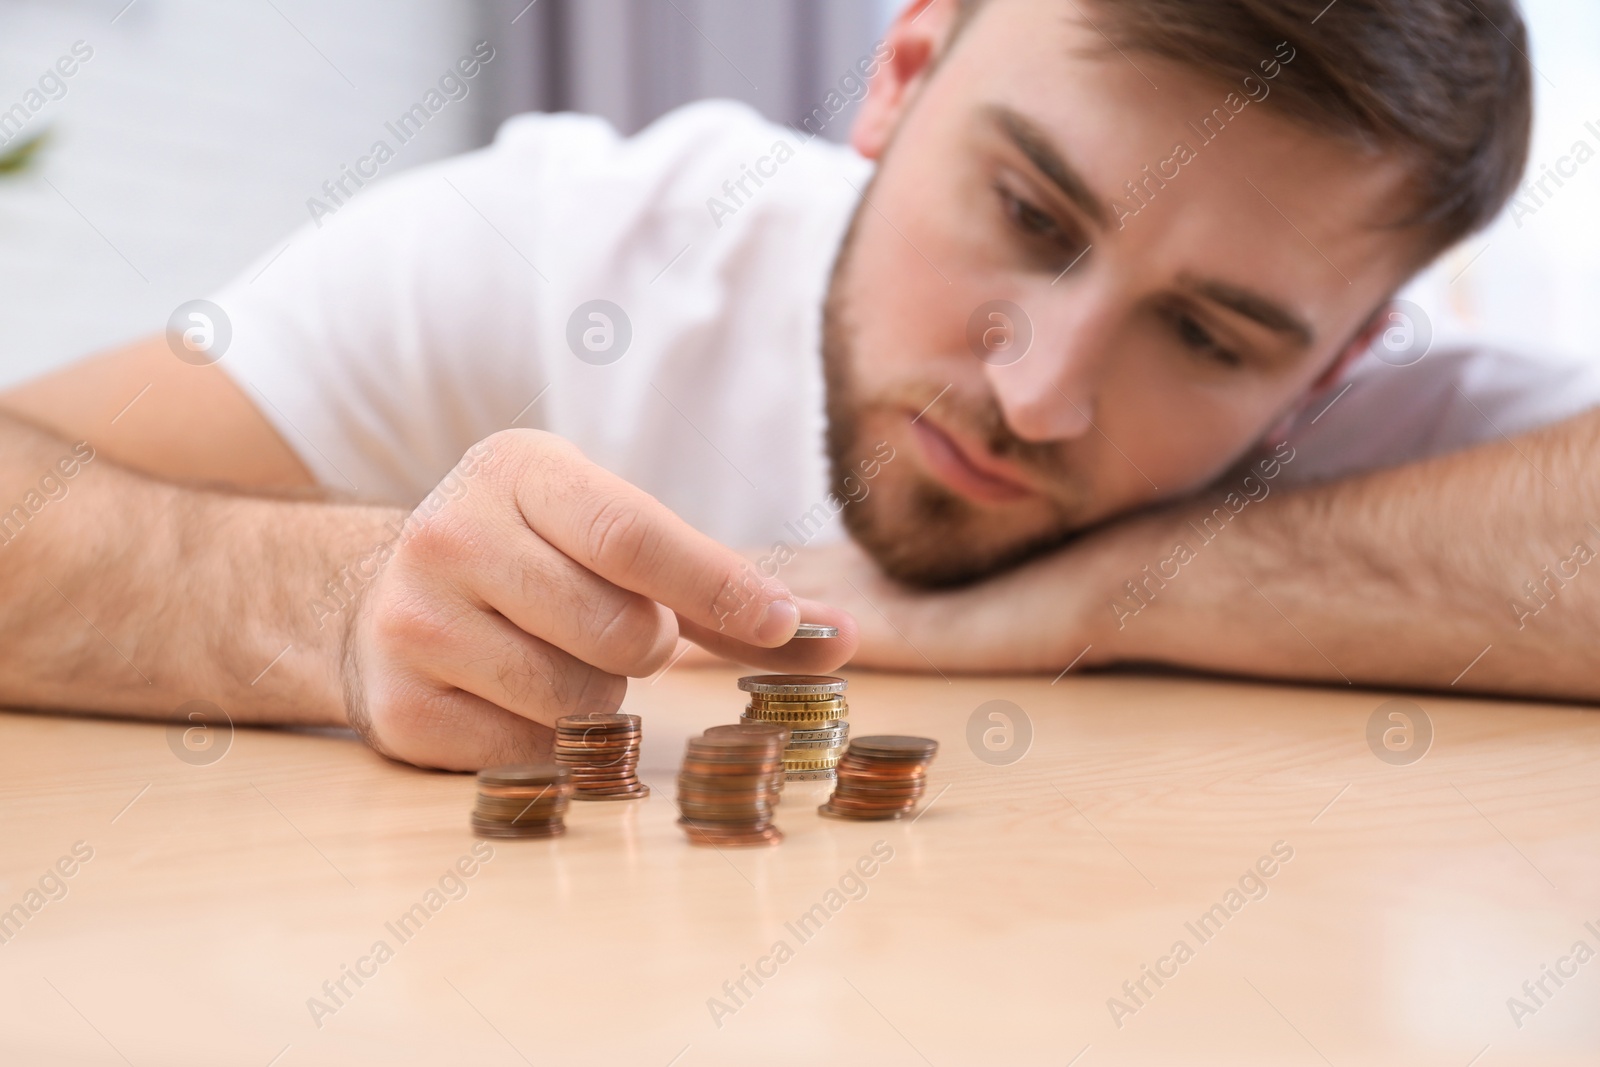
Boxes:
[788,407,1600,704]
[346,430,859,769]
[772,538,1106,676]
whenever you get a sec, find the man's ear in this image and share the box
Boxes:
[850,0,965,161]
[1262,303,1389,443]
[1309,303,1388,393]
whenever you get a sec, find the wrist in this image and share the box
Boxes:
[1074,505,1199,666]
[207,495,406,729]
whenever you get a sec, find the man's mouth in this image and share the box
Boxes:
[908,413,1037,504]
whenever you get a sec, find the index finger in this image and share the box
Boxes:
[511,434,802,647]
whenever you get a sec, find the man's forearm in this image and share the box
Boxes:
[0,413,402,726]
[1095,410,1600,699]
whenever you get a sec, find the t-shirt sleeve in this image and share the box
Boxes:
[210,112,622,505]
[1276,346,1600,486]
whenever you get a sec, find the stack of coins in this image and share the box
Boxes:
[676,734,785,846]
[819,736,939,820]
[739,675,849,782]
[471,765,573,838]
[703,722,791,804]
[554,712,649,800]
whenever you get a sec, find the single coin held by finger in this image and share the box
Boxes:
[789,623,839,639]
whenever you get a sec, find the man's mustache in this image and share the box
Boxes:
[884,383,1077,488]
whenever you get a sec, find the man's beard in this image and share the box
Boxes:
[818,197,1088,589]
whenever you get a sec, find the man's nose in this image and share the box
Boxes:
[978,288,1117,443]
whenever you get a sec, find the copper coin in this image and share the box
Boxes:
[818,802,909,821]
[573,785,651,801]
[825,788,921,805]
[471,815,566,839]
[677,800,775,815]
[684,736,783,759]
[848,735,939,760]
[556,711,640,727]
[477,764,570,788]
[477,782,573,799]
[474,799,571,819]
[680,759,782,776]
[679,822,783,847]
[834,764,926,780]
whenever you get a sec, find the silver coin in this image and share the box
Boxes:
[784,738,848,751]
[790,623,839,639]
[737,674,848,696]
[784,768,839,782]
[787,725,849,742]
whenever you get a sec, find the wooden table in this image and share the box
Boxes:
[2,667,1597,1066]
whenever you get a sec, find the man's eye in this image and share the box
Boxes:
[999,186,1063,241]
[1174,314,1243,368]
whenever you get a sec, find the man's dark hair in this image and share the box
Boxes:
[955,0,1533,257]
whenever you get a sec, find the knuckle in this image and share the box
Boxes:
[370,588,456,653]
[565,668,626,717]
[399,500,477,569]
[582,493,652,572]
[590,596,669,671]
[475,429,571,489]
[495,638,557,710]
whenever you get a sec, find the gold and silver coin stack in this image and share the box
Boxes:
[703,722,791,804]
[819,736,939,820]
[554,712,649,800]
[738,674,850,782]
[471,764,573,838]
[676,734,786,846]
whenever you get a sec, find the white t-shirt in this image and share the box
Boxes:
[215,100,1600,547]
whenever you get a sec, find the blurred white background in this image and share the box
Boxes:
[0,0,1590,386]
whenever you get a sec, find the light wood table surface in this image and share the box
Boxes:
[2,667,1597,1066]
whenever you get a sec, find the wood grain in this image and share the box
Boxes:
[1,667,1596,1066]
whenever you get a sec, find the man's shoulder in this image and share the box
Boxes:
[486,100,865,216]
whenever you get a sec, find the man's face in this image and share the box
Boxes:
[823,0,1421,586]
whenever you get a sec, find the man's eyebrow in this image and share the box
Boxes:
[983,104,1107,228]
[1184,276,1316,347]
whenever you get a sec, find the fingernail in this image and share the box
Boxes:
[756,597,800,644]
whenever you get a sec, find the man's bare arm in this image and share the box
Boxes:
[800,408,1600,700]
[0,334,315,491]
[0,407,393,726]
[1092,409,1600,699]
[0,337,857,769]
